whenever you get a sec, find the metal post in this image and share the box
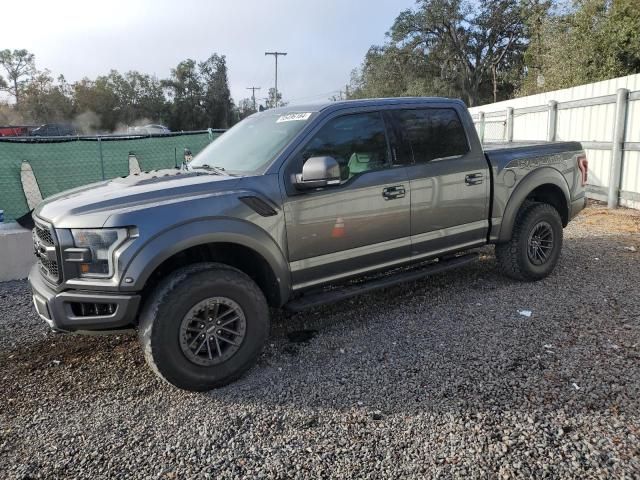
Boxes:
[506,107,514,142]
[547,100,558,142]
[478,112,485,144]
[246,86,261,111]
[265,51,287,108]
[608,88,629,208]
[98,137,105,180]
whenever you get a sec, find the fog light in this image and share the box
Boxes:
[70,302,117,317]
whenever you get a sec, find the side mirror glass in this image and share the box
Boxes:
[293,156,341,190]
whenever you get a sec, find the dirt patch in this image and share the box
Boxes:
[578,202,640,235]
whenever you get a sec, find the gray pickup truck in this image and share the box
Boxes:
[29,98,588,390]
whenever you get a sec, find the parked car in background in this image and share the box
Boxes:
[28,97,588,391]
[0,125,35,137]
[128,124,171,135]
[30,123,78,137]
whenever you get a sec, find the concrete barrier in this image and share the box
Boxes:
[0,223,35,281]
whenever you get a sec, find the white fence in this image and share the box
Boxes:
[468,73,640,209]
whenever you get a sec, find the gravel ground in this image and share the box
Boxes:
[1,204,639,479]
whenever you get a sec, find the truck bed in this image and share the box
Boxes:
[483,141,583,169]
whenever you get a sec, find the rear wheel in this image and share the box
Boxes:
[495,202,563,281]
[138,263,269,391]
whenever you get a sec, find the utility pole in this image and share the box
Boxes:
[265,51,287,108]
[246,86,261,111]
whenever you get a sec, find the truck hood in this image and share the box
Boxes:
[35,169,241,228]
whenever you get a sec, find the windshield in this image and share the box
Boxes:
[190,111,315,174]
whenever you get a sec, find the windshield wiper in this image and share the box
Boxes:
[192,164,229,176]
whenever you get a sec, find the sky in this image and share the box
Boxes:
[1,0,416,106]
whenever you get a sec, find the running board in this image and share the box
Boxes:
[285,253,478,313]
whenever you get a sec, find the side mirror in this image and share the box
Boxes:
[293,156,341,190]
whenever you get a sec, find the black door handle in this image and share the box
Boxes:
[382,185,406,200]
[465,173,483,185]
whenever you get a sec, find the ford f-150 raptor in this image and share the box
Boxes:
[28,98,588,390]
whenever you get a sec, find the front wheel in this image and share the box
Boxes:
[138,263,270,391]
[495,202,563,281]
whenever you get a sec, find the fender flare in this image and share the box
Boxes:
[119,218,291,304]
[497,167,571,243]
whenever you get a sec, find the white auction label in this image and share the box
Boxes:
[276,112,312,123]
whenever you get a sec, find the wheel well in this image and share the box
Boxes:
[143,243,282,307]
[525,184,569,226]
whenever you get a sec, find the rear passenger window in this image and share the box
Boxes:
[391,109,469,163]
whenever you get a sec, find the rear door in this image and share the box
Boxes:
[385,107,490,258]
[281,111,411,290]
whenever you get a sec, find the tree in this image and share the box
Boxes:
[73,75,120,131]
[393,0,529,105]
[0,102,24,125]
[264,87,287,109]
[518,0,554,95]
[107,70,167,126]
[20,70,73,123]
[348,45,440,99]
[73,70,167,131]
[0,49,36,107]
[200,54,233,128]
[0,49,244,131]
[236,98,256,120]
[605,0,640,75]
[163,59,206,130]
[520,0,640,94]
[349,0,530,105]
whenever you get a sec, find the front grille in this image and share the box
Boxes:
[35,225,54,246]
[40,258,59,278]
[33,219,61,283]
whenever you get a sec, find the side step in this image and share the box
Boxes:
[284,253,478,313]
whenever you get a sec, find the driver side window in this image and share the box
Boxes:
[299,112,389,181]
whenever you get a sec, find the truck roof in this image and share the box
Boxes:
[275,97,467,114]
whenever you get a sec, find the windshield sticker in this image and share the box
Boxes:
[276,112,312,123]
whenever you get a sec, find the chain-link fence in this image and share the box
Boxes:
[473,119,507,143]
[483,120,506,142]
[0,130,224,222]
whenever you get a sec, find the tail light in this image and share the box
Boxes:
[577,154,588,186]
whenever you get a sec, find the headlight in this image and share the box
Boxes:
[71,228,128,278]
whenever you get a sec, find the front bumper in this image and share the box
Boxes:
[28,264,141,332]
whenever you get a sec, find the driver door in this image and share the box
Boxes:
[282,111,411,290]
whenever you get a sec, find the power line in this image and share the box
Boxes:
[246,86,261,110]
[287,89,342,103]
[264,51,287,107]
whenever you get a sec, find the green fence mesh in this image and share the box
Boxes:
[0,131,222,222]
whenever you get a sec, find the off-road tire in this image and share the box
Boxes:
[495,202,563,281]
[138,262,269,391]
